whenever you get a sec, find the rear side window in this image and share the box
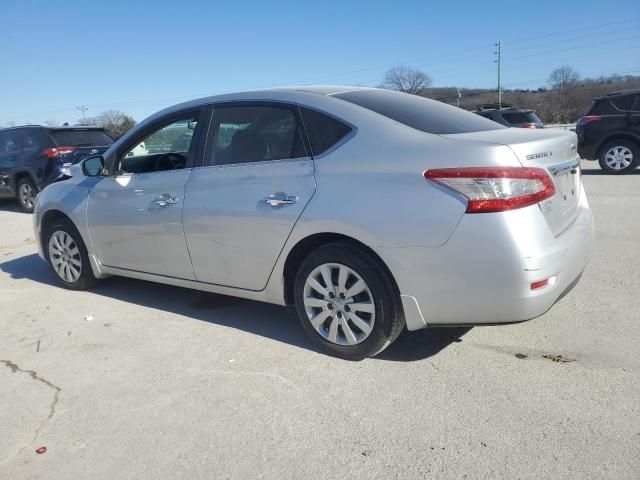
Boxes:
[208,105,308,166]
[502,111,541,124]
[611,95,637,112]
[300,107,352,156]
[334,89,505,134]
[50,129,114,147]
[588,100,617,115]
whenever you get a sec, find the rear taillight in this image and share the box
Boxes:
[522,123,537,129]
[424,166,556,213]
[577,115,602,125]
[42,146,76,158]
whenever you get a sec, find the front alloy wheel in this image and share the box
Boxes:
[45,218,98,290]
[48,230,82,283]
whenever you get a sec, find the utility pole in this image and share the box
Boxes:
[77,105,88,125]
[456,88,461,108]
[494,41,502,108]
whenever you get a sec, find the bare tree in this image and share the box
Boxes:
[547,66,581,123]
[382,66,432,95]
[81,110,136,138]
[548,66,580,93]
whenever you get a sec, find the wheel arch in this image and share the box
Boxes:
[596,133,640,158]
[282,232,399,306]
[39,209,74,257]
[11,168,38,192]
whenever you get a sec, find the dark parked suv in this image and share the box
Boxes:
[576,90,640,174]
[473,104,545,129]
[0,125,114,212]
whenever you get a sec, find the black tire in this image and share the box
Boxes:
[16,177,37,213]
[45,217,98,291]
[597,139,640,174]
[293,242,405,360]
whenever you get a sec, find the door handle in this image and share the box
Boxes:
[152,194,179,207]
[262,193,298,207]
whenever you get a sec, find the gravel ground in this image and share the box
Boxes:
[1,160,639,479]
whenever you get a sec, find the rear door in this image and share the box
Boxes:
[183,102,316,290]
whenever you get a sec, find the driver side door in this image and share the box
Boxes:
[87,108,205,280]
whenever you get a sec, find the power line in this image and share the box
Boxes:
[2,21,639,123]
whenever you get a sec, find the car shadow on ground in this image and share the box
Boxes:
[0,253,470,362]
[0,199,24,213]
[581,168,640,175]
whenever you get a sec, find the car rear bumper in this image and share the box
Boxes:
[577,136,597,160]
[381,188,594,330]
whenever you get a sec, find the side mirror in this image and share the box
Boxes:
[82,155,104,176]
[187,120,197,130]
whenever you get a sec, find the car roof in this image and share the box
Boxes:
[473,107,533,113]
[137,85,376,126]
[157,85,372,112]
[0,125,107,133]
[595,89,640,101]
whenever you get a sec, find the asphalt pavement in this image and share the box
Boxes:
[1,160,639,479]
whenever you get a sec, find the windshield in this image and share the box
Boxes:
[502,111,541,124]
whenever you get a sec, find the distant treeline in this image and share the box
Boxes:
[422,75,640,123]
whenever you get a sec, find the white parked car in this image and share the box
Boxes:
[34,86,593,359]
[125,141,148,157]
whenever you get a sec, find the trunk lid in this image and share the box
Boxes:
[442,129,581,236]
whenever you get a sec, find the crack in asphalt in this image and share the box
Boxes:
[0,359,61,443]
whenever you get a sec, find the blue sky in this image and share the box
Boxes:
[1,0,638,125]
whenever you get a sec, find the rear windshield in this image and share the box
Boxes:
[333,89,505,134]
[501,111,541,124]
[50,129,114,147]
[588,100,617,115]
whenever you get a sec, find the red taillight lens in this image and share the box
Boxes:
[42,146,76,158]
[522,123,536,129]
[424,166,556,213]
[578,115,602,125]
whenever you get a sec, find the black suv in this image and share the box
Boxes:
[473,104,545,129]
[576,90,640,174]
[0,125,114,212]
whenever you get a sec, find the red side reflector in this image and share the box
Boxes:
[530,279,549,290]
[522,123,536,129]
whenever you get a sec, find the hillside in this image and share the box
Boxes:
[420,75,640,123]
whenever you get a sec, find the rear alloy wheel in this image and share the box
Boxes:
[46,218,98,290]
[17,177,37,213]
[598,140,639,174]
[294,242,405,360]
[303,263,376,346]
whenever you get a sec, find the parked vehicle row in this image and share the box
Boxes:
[0,126,114,211]
[576,89,640,174]
[473,104,545,129]
[32,87,593,359]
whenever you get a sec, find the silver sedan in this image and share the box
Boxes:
[33,87,593,359]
